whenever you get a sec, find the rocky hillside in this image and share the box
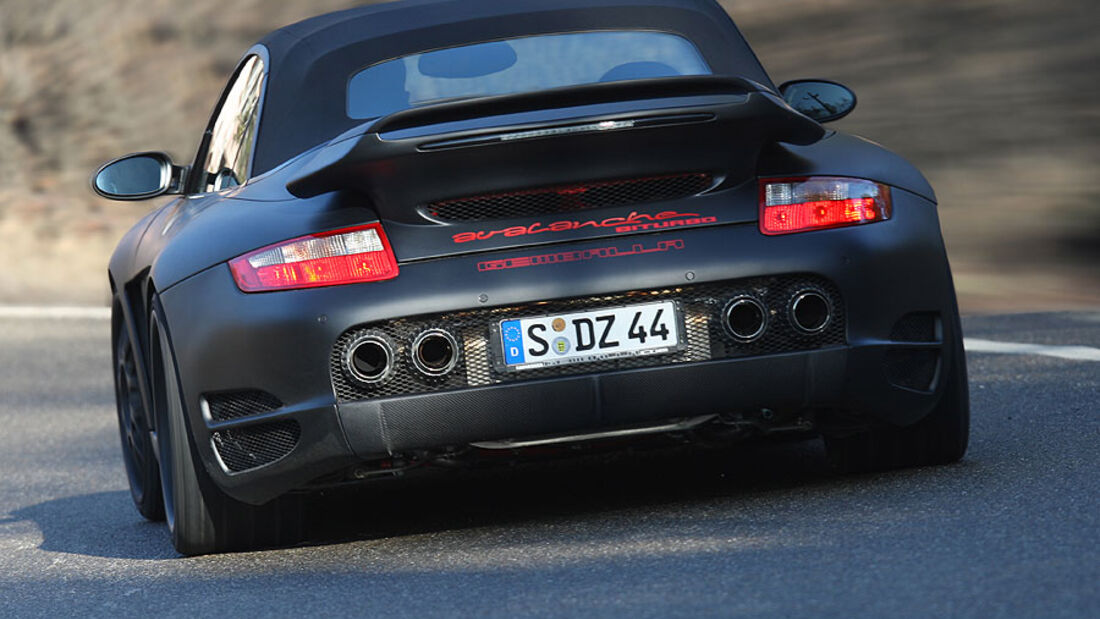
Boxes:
[1,0,1096,309]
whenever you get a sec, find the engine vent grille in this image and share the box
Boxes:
[331,274,846,403]
[212,421,300,473]
[426,173,714,222]
[204,390,283,422]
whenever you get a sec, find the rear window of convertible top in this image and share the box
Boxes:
[347,30,712,120]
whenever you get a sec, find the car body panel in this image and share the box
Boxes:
[759,132,936,203]
[156,187,960,503]
[111,128,937,296]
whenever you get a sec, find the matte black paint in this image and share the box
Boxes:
[153,189,961,504]
[112,130,938,294]
[107,0,963,506]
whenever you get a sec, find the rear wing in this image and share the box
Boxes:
[287,76,825,219]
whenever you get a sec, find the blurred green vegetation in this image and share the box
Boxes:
[0,0,1096,310]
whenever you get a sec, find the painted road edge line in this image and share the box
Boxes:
[965,338,1100,362]
[2,307,1099,363]
[0,306,111,320]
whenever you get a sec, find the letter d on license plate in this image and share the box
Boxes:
[499,301,681,370]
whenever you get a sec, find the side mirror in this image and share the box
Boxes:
[92,152,185,201]
[778,79,857,123]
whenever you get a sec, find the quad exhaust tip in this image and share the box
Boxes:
[412,329,459,377]
[345,334,394,385]
[790,290,832,334]
[724,296,768,342]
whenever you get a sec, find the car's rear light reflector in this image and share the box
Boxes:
[229,224,398,292]
[760,177,891,235]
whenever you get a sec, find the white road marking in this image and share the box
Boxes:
[965,338,1100,362]
[0,307,1097,363]
[0,306,110,320]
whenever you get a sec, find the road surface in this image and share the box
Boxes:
[0,311,1096,617]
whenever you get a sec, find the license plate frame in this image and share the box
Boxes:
[492,300,686,372]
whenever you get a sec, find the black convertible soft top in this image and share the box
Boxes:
[252,0,773,174]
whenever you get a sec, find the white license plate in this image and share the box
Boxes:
[499,301,681,370]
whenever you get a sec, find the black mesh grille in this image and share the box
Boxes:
[426,173,714,222]
[885,348,940,392]
[212,421,300,473]
[204,390,283,422]
[330,274,846,403]
[890,312,940,343]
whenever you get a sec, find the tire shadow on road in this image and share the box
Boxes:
[7,490,178,560]
[9,436,961,559]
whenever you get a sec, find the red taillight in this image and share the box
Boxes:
[760,177,891,235]
[229,223,399,292]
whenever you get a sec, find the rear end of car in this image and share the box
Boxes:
[161,85,964,506]
[132,1,968,553]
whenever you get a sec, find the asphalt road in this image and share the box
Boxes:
[1,311,1096,617]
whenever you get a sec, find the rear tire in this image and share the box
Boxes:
[150,298,220,555]
[149,296,303,556]
[112,302,164,521]
[824,322,970,474]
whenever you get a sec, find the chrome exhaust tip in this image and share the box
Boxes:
[411,329,459,377]
[723,296,768,342]
[790,290,832,334]
[345,334,394,385]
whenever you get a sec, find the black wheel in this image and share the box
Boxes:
[149,296,303,556]
[112,302,165,521]
[824,318,970,474]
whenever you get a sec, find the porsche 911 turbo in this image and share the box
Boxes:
[96,0,968,555]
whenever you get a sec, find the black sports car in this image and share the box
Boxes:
[96,0,968,555]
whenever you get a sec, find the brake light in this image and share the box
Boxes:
[760,177,891,235]
[229,223,398,292]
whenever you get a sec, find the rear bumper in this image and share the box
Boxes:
[338,347,848,457]
[158,187,962,504]
[338,333,954,459]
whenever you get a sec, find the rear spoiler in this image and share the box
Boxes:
[287,76,825,207]
[371,75,781,133]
